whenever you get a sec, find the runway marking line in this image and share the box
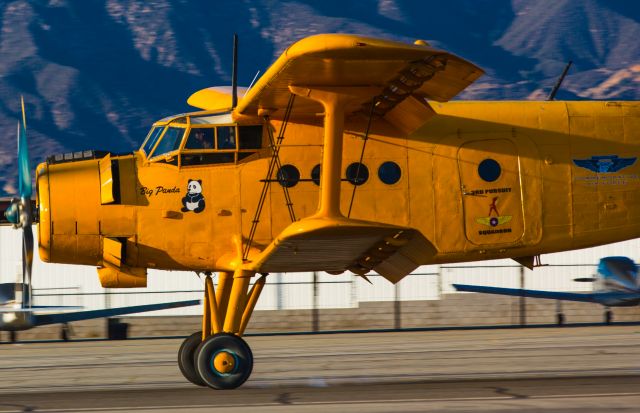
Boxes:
[3,392,640,412]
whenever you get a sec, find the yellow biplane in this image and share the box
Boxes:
[5,34,640,389]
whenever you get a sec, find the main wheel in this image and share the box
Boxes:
[178,331,206,386]
[195,333,253,390]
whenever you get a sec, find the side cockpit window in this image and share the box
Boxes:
[142,119,264,167]
[217,126,237,149]
[180,125,262,167]
[239,126,262,149]
[185,128,214,150]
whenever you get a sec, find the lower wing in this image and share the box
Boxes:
[32,299,200,326]
[452,284,600,303]
[453,284,640,305]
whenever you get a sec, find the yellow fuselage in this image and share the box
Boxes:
[36,100,640,276]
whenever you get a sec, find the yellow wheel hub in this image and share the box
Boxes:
[213,351,236,374]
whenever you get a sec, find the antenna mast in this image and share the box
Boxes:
[547,60,573,101]
[232,33,238,109]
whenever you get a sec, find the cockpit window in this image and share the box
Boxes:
[150,127,184,158]
[185,128,214,150]
[142,126,164,156]
[217,126,236,149]
[238,126,262,149]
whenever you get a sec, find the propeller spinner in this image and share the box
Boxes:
[4,97,34,308]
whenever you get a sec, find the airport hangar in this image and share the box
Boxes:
[1,224,639,340]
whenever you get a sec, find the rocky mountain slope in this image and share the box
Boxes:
[0,0,638,195]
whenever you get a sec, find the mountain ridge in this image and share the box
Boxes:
[0,0,638,195]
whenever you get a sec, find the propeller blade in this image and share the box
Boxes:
[18,97,32,199]
[22,225,33,308]
[3,97,36,310]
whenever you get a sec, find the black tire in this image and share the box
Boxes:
[178,331,206,386]
[195,333,253,390]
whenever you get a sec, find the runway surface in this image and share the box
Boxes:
[0,325,639,412]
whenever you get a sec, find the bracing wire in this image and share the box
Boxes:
[347,98,378,217]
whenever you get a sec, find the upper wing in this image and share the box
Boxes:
[249,217,436,284]
[228,34,483,134]
[32,299,200,326]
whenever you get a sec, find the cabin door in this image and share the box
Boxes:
[457,139,524,245]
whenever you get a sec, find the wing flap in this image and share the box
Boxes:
[252,217,435,283]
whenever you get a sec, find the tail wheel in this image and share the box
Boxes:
[195,333,253,390]
[178,331,206,386]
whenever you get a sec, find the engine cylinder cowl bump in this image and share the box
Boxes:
[36,162,51,262]
[36,159,102,265]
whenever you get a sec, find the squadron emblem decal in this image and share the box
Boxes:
[476,196,512,235]
[476,215,512,227]
[573,155,636,173]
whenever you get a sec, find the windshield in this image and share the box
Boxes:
[150,127,185,158]
[142,127,164,155]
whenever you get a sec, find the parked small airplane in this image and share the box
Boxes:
[454,256,640,323]
[4,33,639,390]
[0,280,199,334]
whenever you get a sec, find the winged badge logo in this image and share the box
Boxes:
[573,155,637,173]
[476,216,512,227]
[475,197,512,227]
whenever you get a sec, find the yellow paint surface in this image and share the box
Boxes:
[30,34,640,289]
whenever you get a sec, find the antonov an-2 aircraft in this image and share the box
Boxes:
[4,34,640,389]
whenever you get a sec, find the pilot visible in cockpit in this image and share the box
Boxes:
[186,128,213,150]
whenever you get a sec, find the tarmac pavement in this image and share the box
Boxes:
[0,325,638,412]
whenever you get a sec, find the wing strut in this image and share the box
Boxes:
[289,86,378,218]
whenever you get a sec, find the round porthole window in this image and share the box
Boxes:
[277,164,300,187]
[346,162,369,186]
[311,164,321,186]
[378,161,401,185]
[478,159,501,182]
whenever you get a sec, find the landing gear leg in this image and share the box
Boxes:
[604,308,613,325]
[180,270,266,389]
